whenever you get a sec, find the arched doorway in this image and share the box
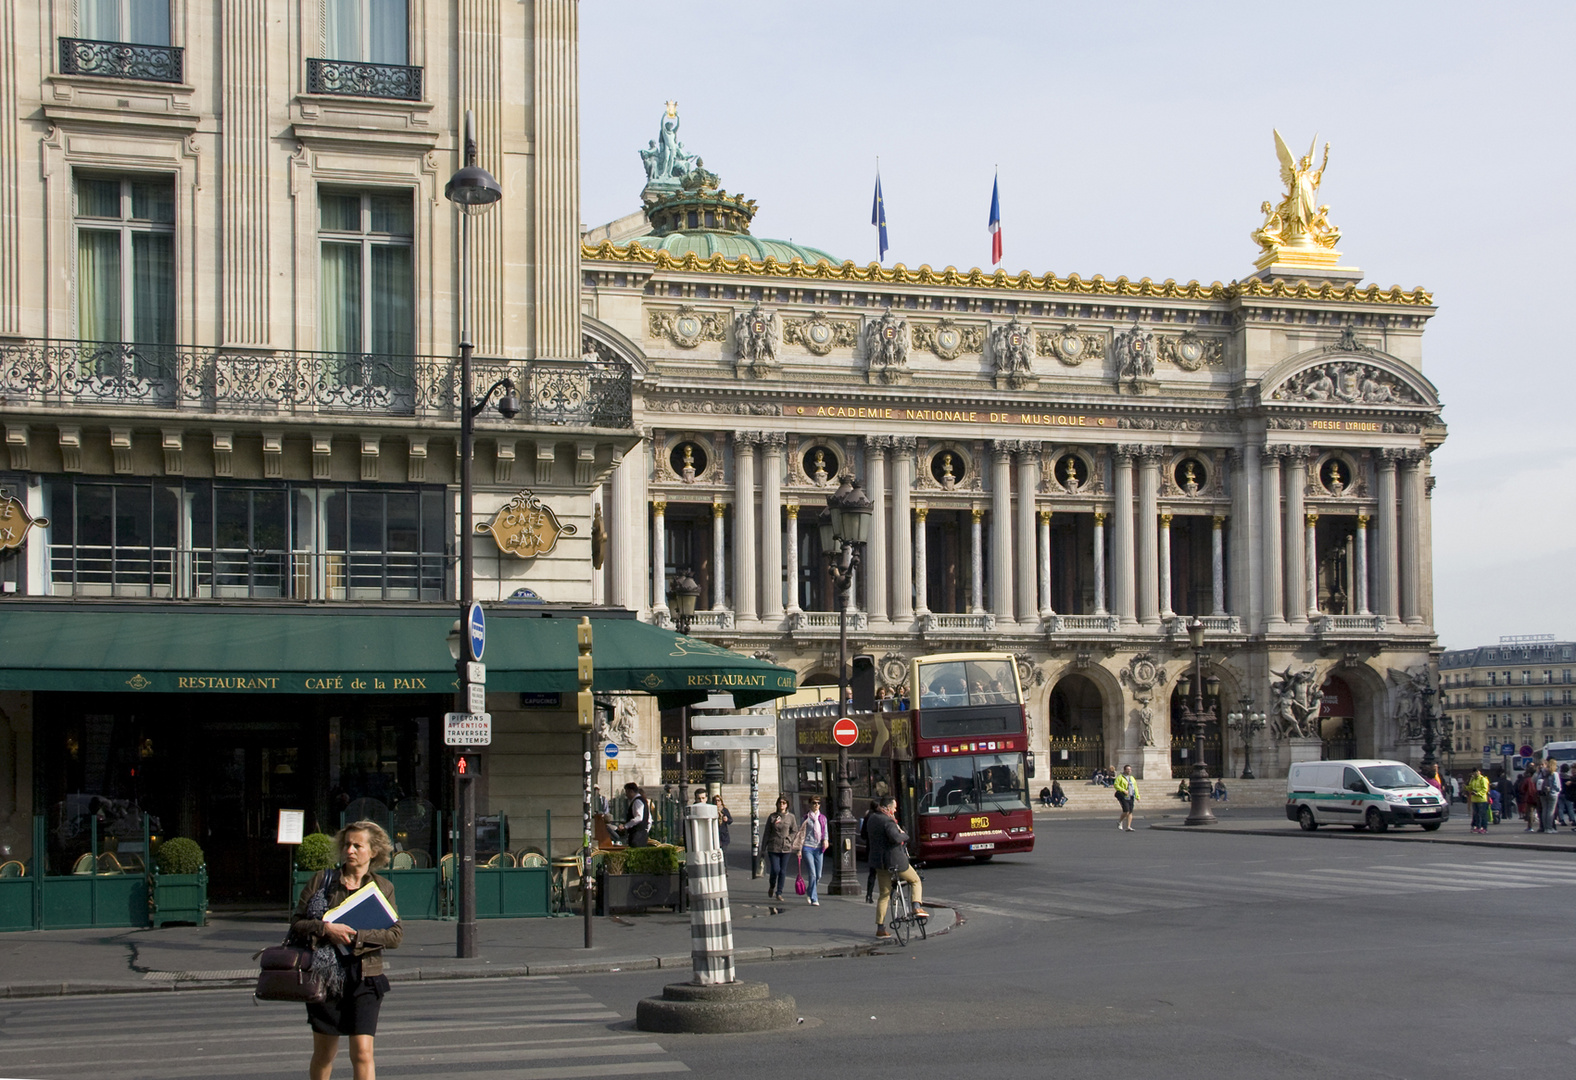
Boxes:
[1170,673,1224,778]
[1319,675,1357,759]
[1047,674,1105,780]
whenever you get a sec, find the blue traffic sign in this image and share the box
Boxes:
[1500,743,1515,756]
[604,742,619,758]
[468,601,485,661]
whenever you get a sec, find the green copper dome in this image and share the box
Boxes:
[629,230,839,266]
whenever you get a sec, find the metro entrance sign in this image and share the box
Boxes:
[833,717,859,748]
[444,711,492,746]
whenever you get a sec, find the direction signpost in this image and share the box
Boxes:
[687,701,777,879]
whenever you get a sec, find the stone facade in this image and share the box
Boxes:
[1440,638,1576,766]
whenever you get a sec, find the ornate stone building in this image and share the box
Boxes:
[1440,637,1576,766]
[583,111,1446,785]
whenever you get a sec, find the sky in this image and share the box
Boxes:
[579,1,1576,651]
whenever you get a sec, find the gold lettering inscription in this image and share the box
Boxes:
[792,401,1112,428]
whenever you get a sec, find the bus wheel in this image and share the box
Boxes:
[974,854,994,863]
[1364,808,1388,833]
[1298,807,1318,831]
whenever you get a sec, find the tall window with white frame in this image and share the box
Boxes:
[80,0,170,45]
[318,188,414,367]
[324,0,408,65]
[75,174,176,374]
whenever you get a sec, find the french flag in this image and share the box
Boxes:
[988,173,1002,266]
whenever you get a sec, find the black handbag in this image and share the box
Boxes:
[254,940,326,1004]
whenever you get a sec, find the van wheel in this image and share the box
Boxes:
[1420,822,1441,832]
[1298,807,1318,831]
[1364,808,1388,833]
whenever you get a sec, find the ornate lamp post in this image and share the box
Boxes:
[1418,684,1441,773]
[1176,617,1220,826]
[818,471,872,895]
[1226,697,1267,780]
[444,108,506,960]
[668,568,702,800]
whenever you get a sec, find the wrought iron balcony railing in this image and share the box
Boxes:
[59,37,183,83]
[306,58,422,101]
[0,340,633,428]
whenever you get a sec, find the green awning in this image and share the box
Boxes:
[0,606,796,708]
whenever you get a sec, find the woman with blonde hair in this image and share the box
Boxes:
[291,820,403,1080]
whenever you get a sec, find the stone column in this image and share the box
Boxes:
[1038,509,1054,617]
[1260,451,1285,630]
[1211,515,1226,616]
[1282,448,1309,628]
[1112,447,1137,626]
[734,433,758,623]
[1238,446,1260,625]
[891,437,916,622]
[651,497,668,616]
[1376,450,1401,621]
[970,507,986,614]
[760,433,785,621]
[1400,450,1424,625]
[1016,443,1040,623]
[712,499,728,610]
[1158,512,1174,621]
[784,503,801,613]
[914,506,930,617]
[1136,449,1161,626]
[608,452,635,609]
[529,0,582,359]
[990,442,1015,622]
[1422,461,1436,628]
[1355,513,1371,615]
[1093,512,1108,616]
[864,436,890,622]
[220,0,271,346]
[1304,510,1320,619]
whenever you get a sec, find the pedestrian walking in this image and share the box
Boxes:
[761,796,798,901]
[1538,760,1562,833]
[1466,766,1491,834]
[1114,765,1139,832]
[796,796,829,906]
[1557,765,1575,827]
[292,821,403,1080]
[713,794,733,851]
[1518,767,1538,831]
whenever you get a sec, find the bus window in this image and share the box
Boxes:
[917,658,1019,709]
[964,659,1018,704]
[919,662,969,707]
[918,753,1028,814]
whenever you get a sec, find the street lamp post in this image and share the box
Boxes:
[1418,685,1441,774]
[1177,617,1220,826]
[1226,697,1267,780]
[818,472,872,896]
[445,109,504,960]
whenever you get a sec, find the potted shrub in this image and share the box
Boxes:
[600,843,683,914]
[291,832,336,896]
[150,837,207,927]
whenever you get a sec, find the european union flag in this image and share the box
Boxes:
[871,169,888,263]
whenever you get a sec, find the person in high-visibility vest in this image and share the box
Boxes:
[1114,765,1139,832]
[1466,766,1491,834]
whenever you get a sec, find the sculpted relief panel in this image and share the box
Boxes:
[1272,361,1423,405]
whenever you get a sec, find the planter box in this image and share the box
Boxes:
[600,872,683,914]
[151,868,207,928]
[39,873,148,930]
[476,866,550,918]
[0,877,34,932]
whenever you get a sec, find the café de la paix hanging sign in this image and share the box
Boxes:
[476,489,577,559]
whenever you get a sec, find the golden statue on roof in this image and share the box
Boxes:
[1253,130,1348,275]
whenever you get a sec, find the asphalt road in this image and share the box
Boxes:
[4,813,1572,1079]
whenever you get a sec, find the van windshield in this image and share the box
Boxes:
[1360,764,1430,790]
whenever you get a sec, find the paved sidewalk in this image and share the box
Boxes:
[0,860,934,1000]
[1147,806,1576,852]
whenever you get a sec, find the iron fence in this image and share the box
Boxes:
[59,37,183,83]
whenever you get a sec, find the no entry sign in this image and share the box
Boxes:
[833,717,859,748]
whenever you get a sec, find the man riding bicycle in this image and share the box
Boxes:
[867,796,927,938]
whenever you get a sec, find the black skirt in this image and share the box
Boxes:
[306,971,389,1037]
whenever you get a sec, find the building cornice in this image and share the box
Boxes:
[582,241,1434,308]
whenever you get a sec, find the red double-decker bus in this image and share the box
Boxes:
[778,652,1034,864]
[895,652,1034,862]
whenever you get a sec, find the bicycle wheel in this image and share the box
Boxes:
[891,909,910,946]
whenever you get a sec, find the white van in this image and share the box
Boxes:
[1285,759,1450,832]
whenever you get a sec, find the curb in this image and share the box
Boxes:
[0,938,886,1000]
[1147,822,1576,853]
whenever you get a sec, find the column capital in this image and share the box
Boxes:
[758,430,787,451]
[1137,445,1168,464]
[863,433,894,451]
[786,502,799,519]
[1212,515,1226,529]
[1357,513,1371,526]
[990,439,1015,460]
[1113,444,1140,462]
[971,506,985,523]
[891,435,918,452]
[1094,511,1107,525]
[1038,508,1052,525]
[712,500,728,517]
[1376,447,1403,468]
[652,497,667,515]
[1014,439,1044,461]
[1278,444,1313,465]
[733,430,762,448]
[1305,510,1319,527]
[1160,511,1173,526]
[914,505,929,522]
[1398,448,1427,467]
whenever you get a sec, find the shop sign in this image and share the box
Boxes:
[476,489,578,559]
[0,488,47,554]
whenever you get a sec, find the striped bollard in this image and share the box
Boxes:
[683,803,735,985]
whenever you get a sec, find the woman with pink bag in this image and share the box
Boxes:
[796,796,830,906]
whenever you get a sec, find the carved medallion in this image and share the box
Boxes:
[476,489,579,559]
[1157,331,1223,372]
[649,305,726,349]
[784,313,858,356]
[912,318,982,361]
[0,489,48,555]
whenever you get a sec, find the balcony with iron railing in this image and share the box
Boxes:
[59,38,183,83]
[0,340,632,428]
[48,546,450,602]
[305,58,423,101]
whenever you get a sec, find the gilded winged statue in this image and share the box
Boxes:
[1253,130,1341,257]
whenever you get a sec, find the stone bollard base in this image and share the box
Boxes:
[635,980,798,1033]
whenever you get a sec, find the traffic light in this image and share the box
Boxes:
[454,752,481,778]
[576,617,594,731]
[851,654,877,712]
